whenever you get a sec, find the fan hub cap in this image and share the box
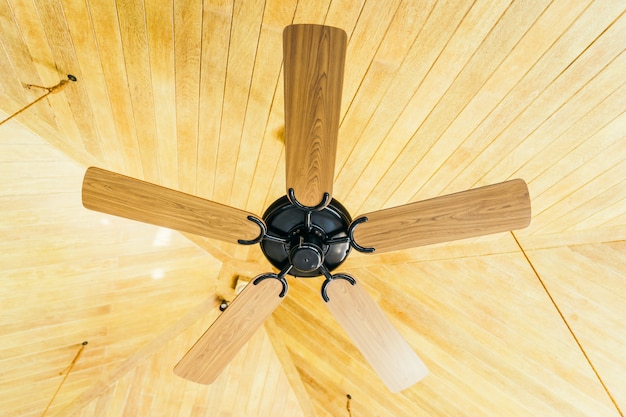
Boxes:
[290,243,323,272]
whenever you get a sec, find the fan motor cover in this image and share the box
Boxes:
[260,196,352,277]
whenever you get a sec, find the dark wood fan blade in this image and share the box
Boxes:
[82,167,260,243]
[283,24,347,207]
[174,277,285,384]
[325,278,428,392]
[352,179,531,253]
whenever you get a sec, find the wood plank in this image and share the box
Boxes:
[576,197,626,230]
[333,0,402,122]
[333,0,435,198]
[0,99,95,166]
[115,0,160,182]
[265,317,318,417]
[439,0,625,197]
[195,0,233,200]
[409,0,595,200]
[527,245,626,411]
[174,0,202,194]
[145,0,178,189]
[530,140,625,233]
[87,0,143,177]
[212,0,265,204]
[482,55,626,187]
[31,0,104,160]
[359,0,551,213]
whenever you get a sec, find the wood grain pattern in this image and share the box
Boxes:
[174,278,285,384]
[325,278,428,393]
[353,179,531,253]
[283,24,346,206]
[82,167,260,243]
[1,1,625,416]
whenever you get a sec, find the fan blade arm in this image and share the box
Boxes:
[82,167,262,244]
[351,179,531,253]
[283,24,347,207]
[174,275,286,384]
[324,276,428,392]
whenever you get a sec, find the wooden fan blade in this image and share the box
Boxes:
[174,277,285,384]
[352,179,531,253]
[283,24,347,207]
[325,278,428,392]
[82,167,260,243]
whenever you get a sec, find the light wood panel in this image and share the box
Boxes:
[82,167,261,243]
[353,179,530,253]
[283,24,346,207]
[325,278,428,392]
[525,243,626,410]
[61,312,307,417]
[174,277,285,384]
[0,0,624,416]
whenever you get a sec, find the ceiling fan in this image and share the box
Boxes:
[81,24,531,393]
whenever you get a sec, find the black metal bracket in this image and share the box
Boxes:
[324,235,350,245]
[287,188,331,211]
[238,215,288,245]
[347,216,375,253]
[252,264,291,297]
[320,266,356,302]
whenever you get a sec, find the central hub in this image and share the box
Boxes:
[288,228,325,272]
[290,243,323,272]
[260,196,352,277]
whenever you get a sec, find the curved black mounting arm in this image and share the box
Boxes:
[287,188,331,211]
[347,216,375,253]
[252,264,292,298]
[320,266,356,302]
[238,215,288,245]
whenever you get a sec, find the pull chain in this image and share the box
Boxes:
[39,341,88,417]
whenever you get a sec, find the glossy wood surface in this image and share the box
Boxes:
[82,167,261,244]
[1,1,625,416]
[325,278,428,392]
[353,179,531,253]
[283,24,346,206]
[174,278,285,384]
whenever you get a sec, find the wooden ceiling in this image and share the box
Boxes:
[1,0,624,416]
